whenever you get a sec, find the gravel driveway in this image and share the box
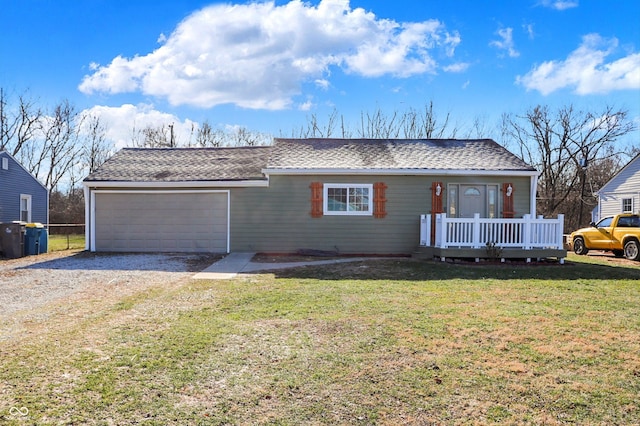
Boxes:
[0,251,218,335]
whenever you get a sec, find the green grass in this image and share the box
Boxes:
[47,233,85,251]
[1,255,639,424]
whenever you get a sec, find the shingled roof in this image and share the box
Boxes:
[84,146,270,182]
[85,139,536,184]
[267,138,536,172]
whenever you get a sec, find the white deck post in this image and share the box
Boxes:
[437,213,448,248]
[556,214,565,250]
[472,213,481,248]
[523,214,531,250]
[420,214,430,246]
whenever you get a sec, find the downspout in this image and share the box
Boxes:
[226,190,231,253]
[46,189,50,230]
[83,185,90,251]
[530,174,538,217]
[90,190,96,252]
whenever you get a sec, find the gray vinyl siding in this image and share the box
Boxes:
[597,157,640,220]
[512,177,533,217]
[0,152,48,224]
[230,174,532,254]
[599,192,640,218]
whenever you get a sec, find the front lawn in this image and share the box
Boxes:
[1,255,639,424]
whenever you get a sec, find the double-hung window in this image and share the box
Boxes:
[20,194,31,222]
[622,198,633,213]
[323,184,373,216]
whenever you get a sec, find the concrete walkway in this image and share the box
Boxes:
[192,252,382,280]
[192,252,256,280]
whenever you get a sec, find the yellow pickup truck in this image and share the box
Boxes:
[569,214,640,261]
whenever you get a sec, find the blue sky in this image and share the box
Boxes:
[1,0,639,148]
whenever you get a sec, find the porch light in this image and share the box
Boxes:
[506,184,513,197]
[435,183,442,196]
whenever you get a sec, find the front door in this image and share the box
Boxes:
[459,185,486,218]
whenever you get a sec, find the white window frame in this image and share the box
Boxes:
[622,198,633,213]
[1,157,8,170]
[323,183,373,216]
[20,194,32,222]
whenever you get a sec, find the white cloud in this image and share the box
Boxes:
[538,0,579,11]
[299,100,314,111]
[517,33,640,95]
[81,104,198,149]
[443,62,469,73]
[523,23,535,40]
[79,0,460,110]
[490,27,519,58]
[315,79,331,90]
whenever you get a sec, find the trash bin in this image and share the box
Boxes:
[39,227,48,254]
[1,223,25,258]
[25,223,46,255]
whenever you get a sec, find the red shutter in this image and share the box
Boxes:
[310,182,323,218]
[503,183,514,218]
[431,182,444,214]
[373,182,387,218]
[431,182,444,245]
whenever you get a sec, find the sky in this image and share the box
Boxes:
[1,0,639,149]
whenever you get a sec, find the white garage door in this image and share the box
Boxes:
[95,192,228,253]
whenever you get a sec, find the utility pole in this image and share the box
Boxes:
[578,157,588,226]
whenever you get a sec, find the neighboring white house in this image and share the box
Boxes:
[594,153,640,222]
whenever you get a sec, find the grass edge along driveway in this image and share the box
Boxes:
[1,254,639,425]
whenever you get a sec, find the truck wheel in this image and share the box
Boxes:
[573,237,588,255]
[613,249,624,258]
[624,240,640,261]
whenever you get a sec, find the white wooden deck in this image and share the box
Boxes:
[419,213,566,263]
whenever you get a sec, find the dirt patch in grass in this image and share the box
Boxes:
[575,250,640,267]
[175,253,222,271]
[251,253,378,263]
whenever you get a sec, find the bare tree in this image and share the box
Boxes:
[401,102,457,139]
[0,88,43,157]
[40,100,83,190]
[463,115,494,139]
[229,127,269,146]
[195,120,220,147]
[131,120,271,148]
[502,104,636,229]
[289,103,459,140]
[131,123,177,148]
[81,114,112,174]
[359,109,401,139]
[292,109,340,138]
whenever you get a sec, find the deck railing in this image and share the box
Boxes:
[420,213,564,250]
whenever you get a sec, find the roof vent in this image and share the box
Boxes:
[1,157,8,170]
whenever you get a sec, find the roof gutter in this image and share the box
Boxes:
[82,179,269,189]
[263,168,539,177]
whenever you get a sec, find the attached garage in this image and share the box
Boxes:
[94,191,229,253]
[83,147,271,253]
